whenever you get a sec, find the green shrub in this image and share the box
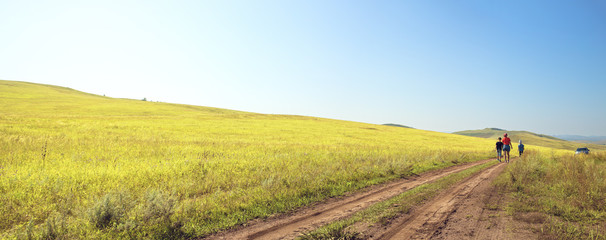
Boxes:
[88,192,133,229]
[143,190,175,224]
[141,190,189,239]
[21,215,68,240]
[41,215,66,240]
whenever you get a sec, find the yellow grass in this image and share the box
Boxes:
[0,80,565,238]
[499,151,606,239]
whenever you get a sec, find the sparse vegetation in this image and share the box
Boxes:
[299,221,362,240]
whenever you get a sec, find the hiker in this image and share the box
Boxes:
[496,137,503,162]
[502,133,512,163]
[518,140,524,157]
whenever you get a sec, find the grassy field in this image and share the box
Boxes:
[454,128,606,151]
[498,150,606,239]
[0,80,572,239]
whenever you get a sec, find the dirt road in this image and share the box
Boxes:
[373,162,505,239]
[371,158,541,240]
[207,159,493,240]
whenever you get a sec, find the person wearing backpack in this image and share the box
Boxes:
[518,140,525,157]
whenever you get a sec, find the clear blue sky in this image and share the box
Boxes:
[1,1,605,136]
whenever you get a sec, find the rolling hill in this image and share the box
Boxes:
[554,135,606,145]
[383,123,414,129]
[454,128,606,151]
[1,80,509,238]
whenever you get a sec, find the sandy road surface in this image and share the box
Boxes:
[372,158,540,240]
[206,159,493,240]
[374,162,505,239]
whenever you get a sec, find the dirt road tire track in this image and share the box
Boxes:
[374,161,506,240]
[430,158,543,240]
[206,159,494,240]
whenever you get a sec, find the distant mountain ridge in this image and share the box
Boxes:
[553,135,606,145]
[454,128,606,151]
[383,123,413,129]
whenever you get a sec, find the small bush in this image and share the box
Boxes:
[142,190,189,239]
[143,190,176,224]
[25,220,35,240]
[41,216,64,240]
[88,192,133,229]
[21,215,68,240]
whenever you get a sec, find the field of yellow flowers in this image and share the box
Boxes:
[1,80,505,238]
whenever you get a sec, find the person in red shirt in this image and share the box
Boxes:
[502,133,513,163]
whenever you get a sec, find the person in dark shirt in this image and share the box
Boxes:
[496,137,503,162]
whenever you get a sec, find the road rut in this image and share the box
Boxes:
[374,161,505,239]
[207,159,494,240]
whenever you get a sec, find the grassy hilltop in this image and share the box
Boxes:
[454,128,606,151]
[0,80,563,239]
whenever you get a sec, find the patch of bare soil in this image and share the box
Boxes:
[372,158,544,240]
[205,159,492,240]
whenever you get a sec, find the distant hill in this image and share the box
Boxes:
[454,128,606,151]
[383,123,413,129]
[553,135,606,145]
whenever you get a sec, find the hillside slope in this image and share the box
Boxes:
[0,80,560,238]
[0,80,247,117]
[554,135,606,145]
[454,128,606,151]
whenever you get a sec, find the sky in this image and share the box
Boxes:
[1,1,605,136]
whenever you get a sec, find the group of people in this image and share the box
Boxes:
[495,133,524,163]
